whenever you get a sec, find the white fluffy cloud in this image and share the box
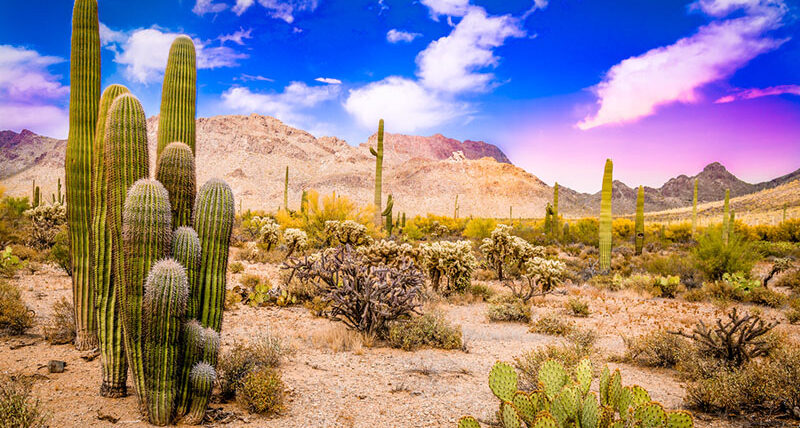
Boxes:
[387,29,422,43]
[232,0,318,22]
[101,25,248,84]
[416,8,525,93]
[344,77,467,132]
[0,45,69,137]
[420,0,471,19]
[219,28,253,45]
[222,81,340,126]
[315,77,342,84]
[577,0,787,130]
[193,0,227,15]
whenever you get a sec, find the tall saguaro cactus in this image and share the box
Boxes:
[370,119,384,223]
[599,159,613,271]
[454,194,459,220]
[194,178,235,332]
[635,185,644,255]
[66,0,101,350]
[553,182,560,239]
[157,36,197,159]
[156,142,196,228]
[121,179,173,404]
[691,178,698,237]
[284,166,289,211]
[722,189,730,245]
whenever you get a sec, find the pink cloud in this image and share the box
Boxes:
[715,85,800,103]
[577,0,788,130]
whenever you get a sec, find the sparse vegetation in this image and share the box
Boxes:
[0,375,47,428]
[0,281,34,335]
[486,294,530,322]
[218,333,287,400]
[236,367,285,416]
[42,297,76,345]
[530,312,574,336]
[387,311,463,351]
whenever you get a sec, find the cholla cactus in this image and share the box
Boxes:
[480,225,538,281]
[430,221,450,238]
[324,220,371,246]
[459,359,694,428]
[259,218,280,251]
[24,202,66,248]
[241,215,272,241]
[419,240,477,294]
[357,239,417,267]
[523,257,566,294]
[283,228,308,258]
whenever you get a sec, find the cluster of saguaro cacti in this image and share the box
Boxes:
[722,189,730,245]
[157,35,197,159]
[52,178,64,205]
[599,159,613,271]
[635,185,644,255]
[458,359,694,428]
[67,0,101,350]
[382,194,394,235]
[370,119,384,223]
[691,179,698,237]
[155,142,196,227]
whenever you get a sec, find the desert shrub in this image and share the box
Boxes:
[664,222,693,243]
[0,193,30,246]
[777,218,800,242]
[218,334,286,400]
[0,281,34,335]
[514,329,596,391]
[462,217,497,240]
[466,282,494,301]
[286,245,423,335]
[0,375,47,428]
[530,312,574,336]
[752,241,800,258]
[274,190,375,246]
[746,287,787,308]
[641,252,703,288]
[566,297,590,317]
[42,297,75,345]
[324,220,371,247]
[0,246,25,278]
[283,228,308,258]
[623,330,688,368]
[23,203,66,248]
[569,218,598,246]
[612,218,635,241]
[236,367,285,416]
[49,228,71,276]
[652,275,681,298]
[239,214,273,241]
[236,242,265,263]
[418,240,477,294]
[229,261,244,274]
[786,298,800,324]
[774,268,800,291]
[357,239,417,268]
[232,274,273,307]
[693,228,758,280]
[386,311,463,351]
[486,294,530,323]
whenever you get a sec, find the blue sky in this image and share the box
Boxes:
[1,0,799,191]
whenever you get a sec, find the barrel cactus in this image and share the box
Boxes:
[157,35,197,158]
[156,142,196,228]
[599,159,613,272]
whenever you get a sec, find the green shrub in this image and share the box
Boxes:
[653,275,681,298]
[462,217,497,240]
[752,241,800,259]
[386,311,462,351]
[530,312,574,336]
[236,367,285,416]
[0,375,47,428]
[566,297,590,317]
[0,247,25,278]
[486,294,530,323]
[693,228,758,280]
[0,281,34,335]
[466,282,494,301]
[42,297,75,345]
[218,334,286,400]
[623,330,688,368]
[229,261,244,274]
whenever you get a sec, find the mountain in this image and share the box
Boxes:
[1,114,797,219]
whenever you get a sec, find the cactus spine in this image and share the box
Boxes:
[66,0,101,350]
[370,119,384,223]
[382,194,394,235]
[121,179,173,404]
[157,36,197,159]
[92,85,134,397]
[142,259,188,426]
[691,178,698,237]
[284,166,289,211]
[194,178,235,332]
[635,185,644,255]
[722,189,730,245]
[599,159,613,271]
[155,142,196,228]
[553,182,560,239]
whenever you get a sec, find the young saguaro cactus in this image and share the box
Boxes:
[186,362,216,424]
[193,178,235,332]
[382,194,394,235]
[599,159,613,271]
[635,185,644,255]
[155,142,196,228]
[92,85,135,397]
[722,189,730,245]
[691,178,698,237]
[142,259,188,426]
[121,179,173,404]
[157,35,197,159]
[66,0,101,351]
[370,119,384,223]
[454,194,459,220]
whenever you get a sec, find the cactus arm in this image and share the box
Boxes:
[155,142,196,228]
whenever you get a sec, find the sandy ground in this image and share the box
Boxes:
[2,260,797,428]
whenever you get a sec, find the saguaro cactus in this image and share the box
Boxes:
[553,182,560,239]
[300,189,308,214]
[155,142,196,228]
[66,0,101,350]
[157,35,197,159]
[599,159,613,271]
[454,194,459,220]
[370,119,384,223]
[729,210,736,238]
[186,363,216,425]
[284,166,289,211]
[691,178,698,237]
[635,185,644,255]
[194,178,235,332]
[382,194,394,235]
[142,259,188,426]
[92,85,134,397]
[121,179,173,403]
[722,189,730,245]
[33,186,40,208]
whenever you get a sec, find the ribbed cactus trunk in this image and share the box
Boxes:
[599,159,613,271]
[454,194,459,220]
[142,259,188,426]
[300,190,308,214]
[635,185,644,255]
[193,178,235,332]
[382,194,394,235]
[691,178,698,237]
[157,36,197,159]
[91,84,131,397]
[121,179,173,407]
[155,142,196,228]
[33,186,40,208]
[284,166,289,211]
[509,206,513,221]
[553,183,560,240]
[722,189,730,245]
[186,363,216,425]
[370,119,384,223]
[729,210,736,239]
[67,0,101,350]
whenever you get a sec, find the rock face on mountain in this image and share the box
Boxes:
[1,113,797,218]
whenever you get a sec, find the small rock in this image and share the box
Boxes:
[48,360,66,373]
